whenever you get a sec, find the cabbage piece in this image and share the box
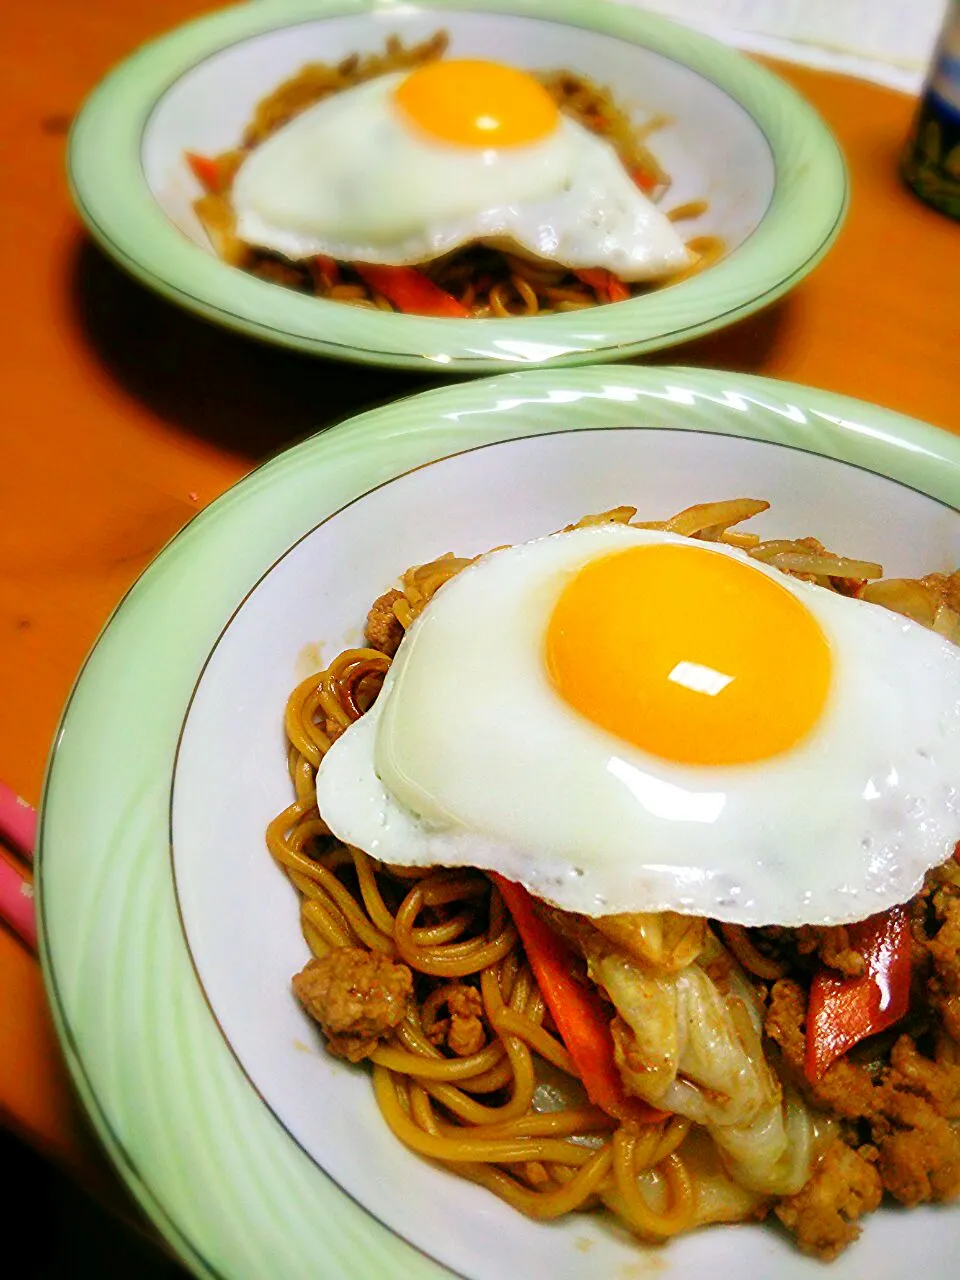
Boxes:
[591,910,706,972]
[589,930,822,1195]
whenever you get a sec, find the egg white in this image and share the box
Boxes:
[230,71,693,281]
[315,524,960,927]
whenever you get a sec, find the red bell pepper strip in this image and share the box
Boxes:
[631,167,659,194]
[353,264,469,317]
[574,268,631,303]
[312,255,342,289]
[805,904,912,1082]
[185,151,222,194]
[491,873,665,1125]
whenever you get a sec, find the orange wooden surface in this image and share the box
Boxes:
[2,0,960,1201]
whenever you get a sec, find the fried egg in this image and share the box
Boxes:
[315,524,960,927]
[230,59,693,281]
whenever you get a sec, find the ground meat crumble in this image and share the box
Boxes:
[292,946,413,1062]
[758,861,960,1255]
[423,983,487,1058]
[364,588,405,656]
[774,1138,883,1260]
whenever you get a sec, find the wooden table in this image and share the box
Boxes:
[2,0,959,1215]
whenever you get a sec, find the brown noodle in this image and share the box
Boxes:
[192,32,724,316]
[268,789,695,1225]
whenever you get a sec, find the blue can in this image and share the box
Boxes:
[903,0,960,219]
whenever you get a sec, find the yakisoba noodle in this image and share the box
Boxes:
[269,701,697,1234]
[267,499,960,1256]
[192,32,724,316]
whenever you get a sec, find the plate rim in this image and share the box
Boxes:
[67,0,848,371]
[37,365,960,1280]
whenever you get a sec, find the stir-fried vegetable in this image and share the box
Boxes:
[573,268,631,303]
[353,264,469,317]
[805,905,912,1082]
[185,151,221,193]
[492,874,663,1125]
[185,150,245,196]
[311,254,341,289]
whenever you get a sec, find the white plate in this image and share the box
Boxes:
[40,366,960,1280]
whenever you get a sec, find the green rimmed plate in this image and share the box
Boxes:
[38,366,960,1280]
[68,0,847,371]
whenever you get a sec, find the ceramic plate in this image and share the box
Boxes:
[68,0,847,371]
[39,367,960,1280]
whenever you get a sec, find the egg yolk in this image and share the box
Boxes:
[546,543,832,766]
[394,59,560,148]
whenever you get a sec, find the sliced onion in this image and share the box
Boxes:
[192,193,253,268]
[750,540,882,580]
[933,605,960,644]
[665,498,769,539]
[858,577,942,624]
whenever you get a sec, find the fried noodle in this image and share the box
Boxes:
[193,32,724,316]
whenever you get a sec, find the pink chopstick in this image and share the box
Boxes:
[0,854,36,950]
[0,783,37,950]
[0,780,36,861]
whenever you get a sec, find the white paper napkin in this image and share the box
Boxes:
[615,0,949,92]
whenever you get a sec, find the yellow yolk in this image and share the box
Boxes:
[393,59,560,148]
[546,543,832,766]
